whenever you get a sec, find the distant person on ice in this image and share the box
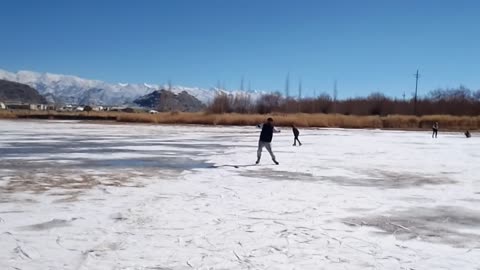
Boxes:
[432,122,439,138]
[256,117,280,165]
[292,125,302,146]
[465,130,471,138]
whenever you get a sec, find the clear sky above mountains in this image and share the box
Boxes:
[1,0,479,98]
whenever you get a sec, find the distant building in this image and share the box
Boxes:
[5,103,48,111]
[6,103,31,110]
[57,105,74,112]
[0,102,5,110]
[122,107,135,113]
[92,106,104,111]
[29,104,48,111]
[109,106,127,112]
[149,110,159,114]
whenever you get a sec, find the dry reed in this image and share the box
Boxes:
[1,110,479,130]
[0,110,16,119]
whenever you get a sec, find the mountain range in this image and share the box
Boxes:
[0,79,47,104]
[134,90,205,112]
[0,69,262,106]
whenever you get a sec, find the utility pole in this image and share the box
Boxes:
[313,89,317,113]
[414,70,420,115]
[285,73,290,98]
[298,79,302,100]
[168,79,172,91]
[298,79,302,113]
[214,80,223,112]
[285,73,290,113]
[333,80,338,114]
[240,76,244,91]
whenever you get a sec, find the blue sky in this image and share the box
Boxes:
[1,0,479,98]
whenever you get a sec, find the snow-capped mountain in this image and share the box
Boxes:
[0,69,263,105]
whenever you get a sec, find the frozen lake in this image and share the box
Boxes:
[0,119,479,269]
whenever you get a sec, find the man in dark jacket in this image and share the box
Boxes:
[256,117,280,165]
[292,125,302,146]
[432,122,439,138]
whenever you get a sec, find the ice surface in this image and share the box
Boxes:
[0,120,479,269]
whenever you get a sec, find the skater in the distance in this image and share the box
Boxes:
[292,125,302,146]
[256,117,280,165]
[465,130,471,138]
[432,122,439,138]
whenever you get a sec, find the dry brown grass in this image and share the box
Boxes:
[117,112,266,126]
[2,110,479,130]
[0,110,16,119]
[116,112,480,130]
[418,115,480,130]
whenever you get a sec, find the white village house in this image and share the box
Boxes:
[57,105,74,112]
[29,104,48,111]
[0,102,6,110]
[4,103,48,111]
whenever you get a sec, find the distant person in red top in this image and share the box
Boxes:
[292,125,302,146]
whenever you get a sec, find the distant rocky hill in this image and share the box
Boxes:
[0,69,264,106]
[0,79,47,104]
[134,89,205,112]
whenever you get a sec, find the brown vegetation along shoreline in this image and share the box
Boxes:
[0,110,16,119]
[1,110,479,131]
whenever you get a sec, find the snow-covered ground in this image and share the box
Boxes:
[0,119,479,269]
